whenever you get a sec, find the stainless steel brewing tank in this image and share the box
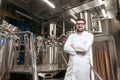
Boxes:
[92,32,118,80]
[42,42,59,64]
[36,36,68,73]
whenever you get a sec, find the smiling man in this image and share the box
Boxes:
[64,19,94,80]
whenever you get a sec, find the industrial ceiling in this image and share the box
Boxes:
[0,0,118,35]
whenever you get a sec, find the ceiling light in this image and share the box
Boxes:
[98,0,104,4]
[70,18,76,24]
[43,0,55,8]
[71,14,78,19]
[102,9,107,17]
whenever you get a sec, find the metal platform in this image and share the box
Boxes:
[10,64,67,79]
[10,64,67,73]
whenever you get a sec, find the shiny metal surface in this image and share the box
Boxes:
[92,32,118,80]
[0,20,21,33]
[2,0,118,33]
[0,0,120,80]
[35,34,69,73]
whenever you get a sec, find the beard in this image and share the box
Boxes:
[76,28,85,33]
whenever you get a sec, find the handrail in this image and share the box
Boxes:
[90,64,103,80]
[30,33,38,80]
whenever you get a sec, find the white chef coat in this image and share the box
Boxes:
[64,31,94,80]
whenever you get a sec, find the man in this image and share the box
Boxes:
[64,19,94,80]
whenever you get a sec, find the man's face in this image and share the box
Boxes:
[75,20,85,32]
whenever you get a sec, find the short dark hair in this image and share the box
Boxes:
[76,19,86,24]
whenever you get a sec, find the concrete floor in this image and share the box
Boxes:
[9,67,120,80]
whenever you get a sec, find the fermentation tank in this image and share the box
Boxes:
[36,36,68,73]
[42,41,59,64]
[92,32,118,80]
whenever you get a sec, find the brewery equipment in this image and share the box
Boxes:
[91,32,118,80]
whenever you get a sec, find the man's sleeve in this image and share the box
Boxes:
[74,34,94,52]
[64,35,76,55]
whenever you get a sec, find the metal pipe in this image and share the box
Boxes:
[63,19,65,34]
[90,64,103,80]
[8,36,15,70]
[24,34,30,67]
[9,31,30,35]
[0,34,9,80]
[30,33,38,80]
[58,51,68,65]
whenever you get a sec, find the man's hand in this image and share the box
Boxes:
[76,51,86,55]
[70,44,86,55]
[70,44,74,48]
